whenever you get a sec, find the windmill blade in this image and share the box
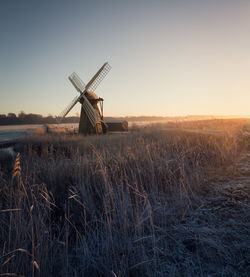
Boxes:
[82,101,96,127]
[81,94,101,127]
[85,62,111,92]
[57,95,80,123]
[68,72,86,93]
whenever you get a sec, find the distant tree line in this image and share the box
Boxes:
[0,112,217,126]
[0,112,79,125]
[0,113,179,126]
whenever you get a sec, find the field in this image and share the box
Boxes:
[0,119,249,276]
[0,123,79,144]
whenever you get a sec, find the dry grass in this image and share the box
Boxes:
[0,120,249,276]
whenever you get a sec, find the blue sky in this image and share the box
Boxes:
[0,0,249,117]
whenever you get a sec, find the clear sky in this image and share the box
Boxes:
[0,0,249,117]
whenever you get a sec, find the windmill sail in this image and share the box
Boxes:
[85,62,111,92]
[81,94,101,127]
[57,95,80,123]
[68,72,86,93]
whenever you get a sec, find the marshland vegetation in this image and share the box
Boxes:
[0,119,249,276]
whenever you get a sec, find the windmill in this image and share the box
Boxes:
[57,62,111,135]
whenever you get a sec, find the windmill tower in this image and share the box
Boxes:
[58,62,111,135]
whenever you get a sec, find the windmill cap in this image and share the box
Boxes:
[85,91,99,100]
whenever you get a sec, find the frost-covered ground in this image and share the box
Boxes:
[0,123,78,143]
[0,121,157,143]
